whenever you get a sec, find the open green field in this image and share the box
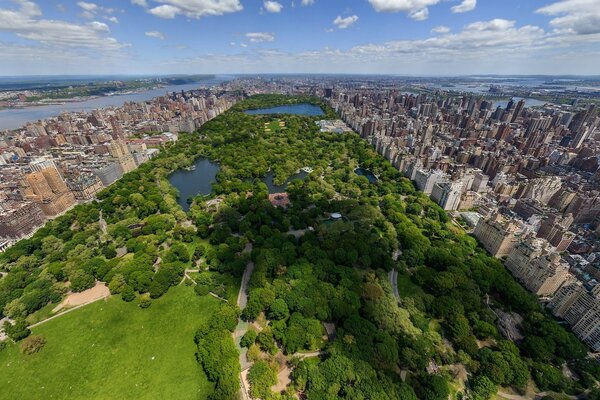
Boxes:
[0,286,219,400]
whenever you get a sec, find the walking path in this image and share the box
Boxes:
[29,293,109,329]
[389,268,400,301]
[235,242,255,400]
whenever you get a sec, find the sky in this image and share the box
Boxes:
[0,0,600,76]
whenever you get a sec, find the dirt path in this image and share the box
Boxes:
[52,282,110,313]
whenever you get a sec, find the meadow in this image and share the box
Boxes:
[0,286,219,400]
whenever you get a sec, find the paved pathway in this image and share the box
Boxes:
[237,261,255,309]
[389,268,400,301]
[235,243,254,400]
[29,295,109,329]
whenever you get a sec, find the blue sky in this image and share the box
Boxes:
[0,0,599,75]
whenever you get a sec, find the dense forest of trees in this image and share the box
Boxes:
[1,94,598,399]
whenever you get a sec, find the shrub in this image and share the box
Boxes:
[194,284,211,296]
[5,320,31,341]
[19,335,46,355]
[138,294,152,308]
[121,285,136,302]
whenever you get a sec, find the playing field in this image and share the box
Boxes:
[0,285,219,400]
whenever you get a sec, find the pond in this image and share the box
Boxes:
[355,167,377,183]
[262,170,308,193]
[244,103,324,116]
[168,158,220,211]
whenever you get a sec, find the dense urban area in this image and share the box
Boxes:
[1,76,600,400]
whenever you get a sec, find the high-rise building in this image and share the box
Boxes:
[414,169,447,195]
[109,140,136,174]
[537,213,575,252]
[430,181,463,211]
[504,237,572,296]
[22,160,76,217]
[473,213,522,258]
[0,201,46,240]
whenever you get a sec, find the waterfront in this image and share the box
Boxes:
[0,77,230,131]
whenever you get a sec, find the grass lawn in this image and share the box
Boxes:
[0,286,219,400]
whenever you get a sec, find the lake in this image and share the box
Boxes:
[168,158,220,211]
[168,159,309,211]
[244,103,324,116]
[355,167,377,183]
[0,76,231,131]
[262,170,308,193]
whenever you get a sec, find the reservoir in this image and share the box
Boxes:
[0,76,230,131]
[244,103,324,116]
[168,158,220,212]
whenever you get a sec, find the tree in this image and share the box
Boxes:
[121,285,136,302]
[108,273,126,294]
[257,329,278,355]
[248,360,277,400]
[241,329,258,348]
[268,298,290,320]
[5,319,31,341]
[69,270,95,292]
[417,374,450,400]
[164,242,190,263]
[470,375,497,400]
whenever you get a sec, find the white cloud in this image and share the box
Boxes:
[537,0,600,35]
[409,8,428,20]
[467,19,515,31]
[245,32,275,42]
[301,0,314,5]
[333,15,358,29]
[143,0,243,19]
[451,0,476,13]
[89,21,109,32]
[148,4,179,18]
[145,30,165,39]
[431,25,450,33]
[0,1,123,51]
[107,16,119,23]
[77,1,98,12]
[240,43,248,47]
[263,1,283,13]
[368,0,439,18]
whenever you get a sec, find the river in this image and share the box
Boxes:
[0,76,232,131]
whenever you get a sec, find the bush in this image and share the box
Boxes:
[121,285,136,302]
[194,284,211,296]
[138,294,152,308]
[19,335,46,355]
[5,319,31,341]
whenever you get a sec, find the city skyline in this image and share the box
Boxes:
[1,0,600,76]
